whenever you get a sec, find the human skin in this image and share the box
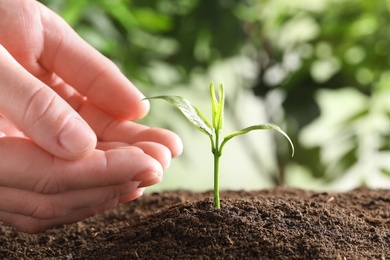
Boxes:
[0,0,182,233]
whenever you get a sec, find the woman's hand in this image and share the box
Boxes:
[0,0,182,233]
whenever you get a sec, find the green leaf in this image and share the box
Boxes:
[209,83,225,132]
[144,95,214,136]
[221,123,295,156]
[216,83,225,131]
[380,168,390,177]
[210,82,218,129]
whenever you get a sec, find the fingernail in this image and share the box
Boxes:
[133,181,142,189]
[133,171,160,182]
[59,118,96,156]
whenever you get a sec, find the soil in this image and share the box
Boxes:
[0,186,389,259]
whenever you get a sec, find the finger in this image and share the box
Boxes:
[96,141,130,151]
[118,188,145,203]
[98,141,169,188]
[0,189,144,234]
[0,45,96,160]
[37,73,86,115]
[0,182,141,220]
[79,103,183,158]
[96,141,172,170]
[137,179,163,189]
[131,142,172,170]
[36,2,149,120]
[0,116,24,137]
[0,137,163,193]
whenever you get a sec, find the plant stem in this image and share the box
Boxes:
[213,151,221,209]
[213,132,221,209]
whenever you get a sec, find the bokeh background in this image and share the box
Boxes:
[41,0,390,192]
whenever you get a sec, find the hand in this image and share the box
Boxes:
[0,0,182,233]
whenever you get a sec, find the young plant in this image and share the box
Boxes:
[144,82,294,209]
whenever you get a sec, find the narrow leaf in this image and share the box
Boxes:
[221,123,295,156]
[215,83,225,131]
[144,95,213,136]
[209,82,219,130]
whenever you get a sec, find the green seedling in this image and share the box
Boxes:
[144,82,294,209]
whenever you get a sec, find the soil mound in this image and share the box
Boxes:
[1,187,389,259]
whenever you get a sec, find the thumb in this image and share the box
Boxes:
[0,45,96,160]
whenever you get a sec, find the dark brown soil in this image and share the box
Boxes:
[0,186,389,259]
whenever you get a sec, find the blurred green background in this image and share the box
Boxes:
[41,0,390,192]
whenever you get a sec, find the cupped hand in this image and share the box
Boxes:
[0,136,164,234]
[0,0,183,233]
